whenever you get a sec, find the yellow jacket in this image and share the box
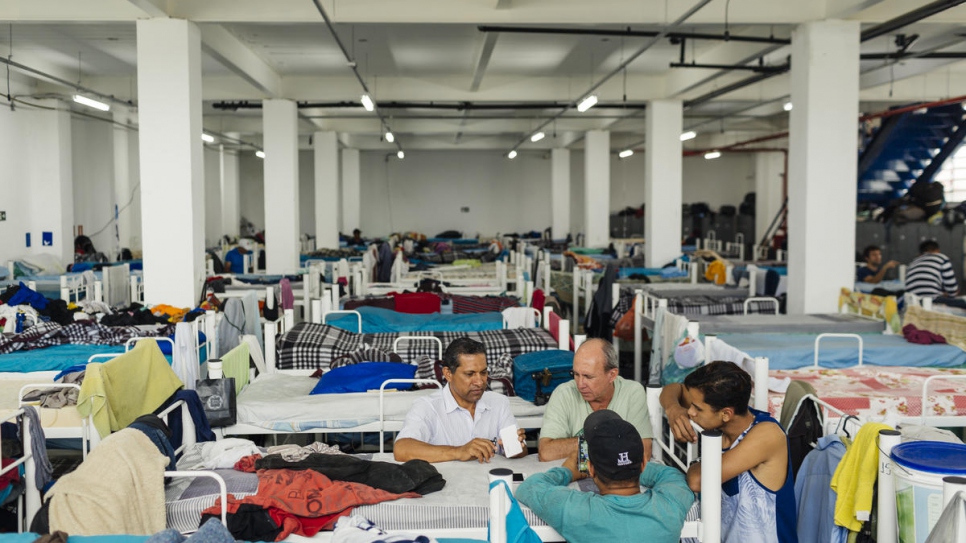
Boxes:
[830,422,891,531]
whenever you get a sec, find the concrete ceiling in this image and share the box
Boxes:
[1,0,966,151]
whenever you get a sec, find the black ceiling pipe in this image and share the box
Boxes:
[861,51,966,60]
[684,70,785,109]
[669,62,789,72]
[861,0,966,42]
[477,25,790,45]
[212,100,651,111]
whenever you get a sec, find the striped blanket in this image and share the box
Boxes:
[276,323,558,371]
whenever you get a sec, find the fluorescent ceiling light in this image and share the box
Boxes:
[397,150,405,159]
[530,131,546,143]
[73,95,110,112]
[201,133,215,143]
[361,94,375,112]
[680,131,697,141]
[912,107,928,115]
[385,131,395,143]
[576,95,598,113]
[704,151,722,160]
[255,150,265,159]
[783,102,793,112]
[508,150,518,159]
[618,149,634,158]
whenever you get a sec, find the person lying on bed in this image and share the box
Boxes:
[537,338,652,462]
[517,410,692,543]
[394,337,528,463]
[659,361,798,543]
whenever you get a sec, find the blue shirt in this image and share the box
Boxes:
[856,266,876,282]
[224,248,246,273]
[794,435,848,543]
[517,463,694,543]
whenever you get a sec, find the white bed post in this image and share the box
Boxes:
[206,312,219,359]
[302,270,311,317]
[747,267,758,297]
[311,299,323,324]
[94,281,103,303]
[243,253,252,274]
[753,357,769,412]
[898,264,907,284]
[923,297,934,311]
[283,308,295,331]
[703,333,715,360]
[542,306,553,331]
[690,262,698,284]
[264,321,277,373]
[572,266,580,335]
[877,429,902,543]
[559,319,570,350]
[543,259,551,294]
[646,385,664,464]
[489,481,509,543]
[265,286,275,313]
[574,334,586,349]
[320,288,332,319]
[60,275,69,301]
[515,269,524,299]
[583,270,592,321]
[700,430,723,543]
[6,261,13,280]
[129,276,139,303]
[687,322,700,343]
[525,281,534,306]
[634,291,644,383]
[330,284,339,311]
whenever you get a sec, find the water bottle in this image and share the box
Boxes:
[15,311,25,334]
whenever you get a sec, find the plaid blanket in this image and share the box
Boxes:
[0,321,176,355]
[276,323,559,371]
[664,295,775,316]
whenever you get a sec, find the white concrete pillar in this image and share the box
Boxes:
[551,148,570,240]
[645,100,683,267]
[787,20,860,314]
[113,107,137,256]
[755,152,785,244]
[584,130,610,248]
[341,148,360,234]
[220,137,240,239]
[136,19,205,306]
[262,99,301,274]
[314,131,340,249]
[25,102,73,265]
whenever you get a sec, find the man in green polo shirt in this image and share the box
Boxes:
[537,338,652,462]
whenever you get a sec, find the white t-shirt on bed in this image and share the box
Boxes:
[395,384,517,446]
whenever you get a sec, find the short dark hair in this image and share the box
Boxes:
[683,361,752,415]
[862,245,881,259]
[353,228,361,235]
[442,337,486,372]
[920,240,940,254]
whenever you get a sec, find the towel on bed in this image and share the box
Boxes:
[221,342,251,394]
[48,428,168,535]
[77,340,184,438]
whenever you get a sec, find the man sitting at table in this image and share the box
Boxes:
[537,338,652,462]
[517,410,693,543]
[394,337,527,463]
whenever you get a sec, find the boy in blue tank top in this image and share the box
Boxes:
[659,361,798,543]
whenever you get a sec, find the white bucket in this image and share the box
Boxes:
[892,441,966,543]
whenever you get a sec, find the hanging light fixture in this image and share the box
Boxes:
[361,94,375,112]
[201,133,215,143]
[531,132,546,143]
[397,150,405,159]
[73,95,110,112]
[255,150,265,159]
[680,131,697,141]
[704,151,722,160]
[576,95,598,113]
[385,131,395,143]
[783,102,793,112]
[508,150,518,159]
[619,149,634,158]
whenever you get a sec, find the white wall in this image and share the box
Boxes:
[360,150,551,237]
[72,117,116,254]
[237,147,759,240]
[204,147,222,246]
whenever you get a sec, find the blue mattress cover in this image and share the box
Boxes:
[717,332,966,370]
[0,341,206,373]
[326,306,503,333]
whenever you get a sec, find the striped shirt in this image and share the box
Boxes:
[905,253,958,297]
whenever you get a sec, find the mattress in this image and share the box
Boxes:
[717,332,966,369]
[276,323,558,371]
[325,306,503,333]
[233,373,546,432]
[691,314,885,335]
[768,366,966,418]
[0,343,125,373]
[661,295,776,316]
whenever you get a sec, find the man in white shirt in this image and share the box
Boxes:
[394,337,527,463]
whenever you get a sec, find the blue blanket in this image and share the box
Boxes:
[325,306,503,333]
[717,332,966,370]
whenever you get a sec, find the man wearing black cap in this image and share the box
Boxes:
[517,410,693,543]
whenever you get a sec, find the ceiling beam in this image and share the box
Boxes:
[199,24,281,97]
[494,0,511,8]
[127,0,169,18]
[470,32,499,92]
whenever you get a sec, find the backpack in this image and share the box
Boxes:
[785,396,823,479]
[907,181,945,216]
[720,205,737,217]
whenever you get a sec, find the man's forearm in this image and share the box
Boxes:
[659,383,685,411]
[537,437,578,461]
[394,438,459,463]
